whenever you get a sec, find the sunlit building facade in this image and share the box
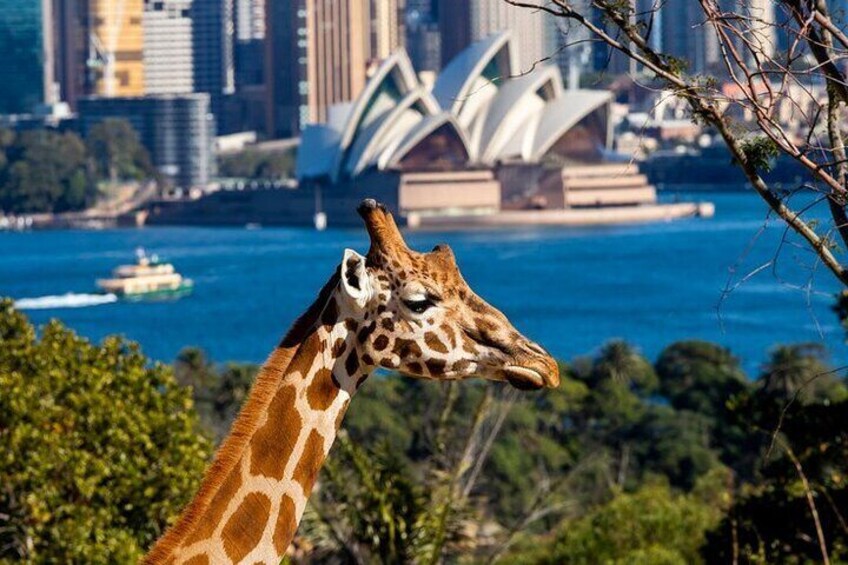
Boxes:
[90,0,145,96]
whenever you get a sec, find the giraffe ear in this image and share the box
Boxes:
[340,249,372,309]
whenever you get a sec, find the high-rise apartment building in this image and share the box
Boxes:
[0,0,55,113]
[266,0,370,137]
[143,0,194,94]
[89,0,145,96]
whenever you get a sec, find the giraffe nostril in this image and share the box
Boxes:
[522,340,548,357]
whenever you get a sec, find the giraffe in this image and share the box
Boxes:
[144,199,559,565]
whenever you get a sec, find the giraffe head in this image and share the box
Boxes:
[338,199,559,390]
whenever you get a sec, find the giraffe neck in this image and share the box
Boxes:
[145,276,371,565]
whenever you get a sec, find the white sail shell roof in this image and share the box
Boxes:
[296,33,612,181]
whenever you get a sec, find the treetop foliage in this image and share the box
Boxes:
[0,299,212,563]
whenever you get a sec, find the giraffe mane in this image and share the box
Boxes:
[144,268,342,564]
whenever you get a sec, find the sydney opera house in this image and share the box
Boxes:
[293,31,708,228]
[148,33,709,227]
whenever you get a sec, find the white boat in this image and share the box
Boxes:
[96,248,193,298]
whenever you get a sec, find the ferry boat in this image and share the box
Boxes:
[97,248,193,299]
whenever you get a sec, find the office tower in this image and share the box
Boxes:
[437,0,470,67]
[661,0,718,73]
[746,0,776,61]
[406,0,440,71]
[0,0,55,114]
[53,0,89,109]
[79,94,213,189]
[192,0,235,122]
[234,0,265,87]
[143,0,194,94]
[89,0,145,96]
[266,0,370,137]
[370,0,406,61]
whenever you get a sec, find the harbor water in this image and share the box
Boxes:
[2,191,844,373]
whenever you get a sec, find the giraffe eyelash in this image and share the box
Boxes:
[403,297,436,314]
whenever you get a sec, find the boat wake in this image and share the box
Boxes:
[14,293,118,310]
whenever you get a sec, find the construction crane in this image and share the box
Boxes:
[87,0,129,97]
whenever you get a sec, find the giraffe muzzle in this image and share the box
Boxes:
[502,345,560,390]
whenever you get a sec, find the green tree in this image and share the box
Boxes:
[85,118,152,183]
[0,299,212,563]
[759,344,846,405]
[655,341,749,417]
[0,130,95,213]
[511,471,730,565]
[218,148,297,180]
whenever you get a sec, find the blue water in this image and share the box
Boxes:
[1,192,844,374]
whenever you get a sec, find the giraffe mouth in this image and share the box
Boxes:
[503,366,546,390]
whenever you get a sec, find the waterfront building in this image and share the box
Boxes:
[143,0,194,94]
[147,34,710,228]
[0,0,55,114]
[79,94,213,190]
[89,0,145,97]
[266,0,370,137]
[294,32,659,224]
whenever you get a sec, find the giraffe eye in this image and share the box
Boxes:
[403,298,434,314]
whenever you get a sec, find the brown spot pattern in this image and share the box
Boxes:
[373,334,389,351]
[183,464,243,545]
[183,555,209,565]
[272,494,298,554]
[345,351,359,375]
[306,368,339,411]
[396,339,422,359]
[424,332,448,354]
[250,385,300,479]
[292,430,325,496]
[221,492,272,563]
[426,358,446,375]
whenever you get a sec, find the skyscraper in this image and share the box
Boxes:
[53,0,89,109]
[406,0,440,72]
[369,0,406,61]
[89,0,145,96]
[234,0,265,87]
[266,0,370,137]
[143,0,194,94]
[660,0,718,73]
[437,0,470,67]
[0,0,54,113]
[192,0,235,128]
